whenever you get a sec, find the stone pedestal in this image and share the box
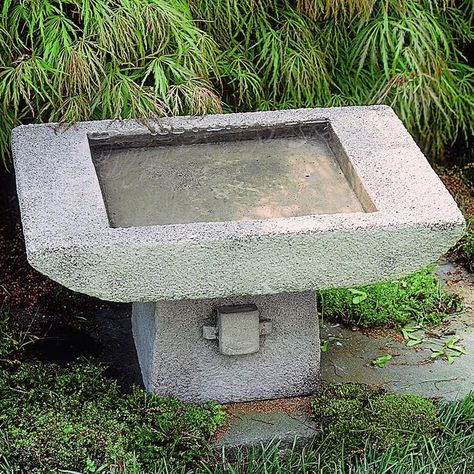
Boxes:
[132,292,320,403]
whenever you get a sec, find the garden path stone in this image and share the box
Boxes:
[213,408,318,451]
[320,261,474,400]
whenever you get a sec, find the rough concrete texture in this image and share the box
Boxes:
[132,292,320,403]
[12,106,464,302]
[321,262,474,401]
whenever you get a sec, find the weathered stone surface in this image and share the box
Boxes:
[217,305,260,356]
[12,106,464,302]
[213,410,319,450]
[132,292,320,403]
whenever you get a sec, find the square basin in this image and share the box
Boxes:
[12,106,464,302]
[90,122,369,228]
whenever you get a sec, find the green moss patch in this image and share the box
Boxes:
[318,266,460,327]
[0,313,225,473]
[0,361,225,472]
[312,384,439,455]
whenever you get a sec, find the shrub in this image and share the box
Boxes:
[318,266,460,327]
[0,0,473,163]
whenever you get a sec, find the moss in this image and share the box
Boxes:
[316,382,382,401]
[318,266,460,328]
[369,393,438,449]
[119,389,225,466]
[312,384,439,456]
[0,313,225,473]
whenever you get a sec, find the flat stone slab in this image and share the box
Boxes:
[321,262,474,400]
[12,106,463,302]
[213,397,318,450]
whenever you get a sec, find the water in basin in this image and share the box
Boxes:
[91,124,365,228]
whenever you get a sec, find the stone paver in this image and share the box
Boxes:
[214,409,318,450]
[320,262,474,400]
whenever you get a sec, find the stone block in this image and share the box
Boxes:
[132,292,320,403]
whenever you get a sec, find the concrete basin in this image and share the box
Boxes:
[12,106,463,302]
[12,106,464,402]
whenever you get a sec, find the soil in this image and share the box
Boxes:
[358,326,405,343]
[223,396,313,415]
[0,170,109,326]
[0,176,56,313]
[438,166,474,269]
[438,167,474,215]
[0,169,115,370]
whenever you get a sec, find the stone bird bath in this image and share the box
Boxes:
[12,106,464,403]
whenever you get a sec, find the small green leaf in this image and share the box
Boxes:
[348,289,368,304]
[401,324,422,340]
[406,338,422,347]
[442,336,467,356]
[446,353,457,365]
[321,339,329,353]
[445,336,461,348]
[430,349,445,359]
[445,337,467,354]
[372,354,392,368]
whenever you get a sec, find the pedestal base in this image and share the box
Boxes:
[132,292,320,403]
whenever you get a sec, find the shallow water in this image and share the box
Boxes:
[92,133,364,228]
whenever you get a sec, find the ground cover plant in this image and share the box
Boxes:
[0,312,225,473]
[311,383,439,455]
[318,266,460,327]
[0,0,473,164]
[2,303,473,474]
[190,389,474,474]
[9,388,469,473]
